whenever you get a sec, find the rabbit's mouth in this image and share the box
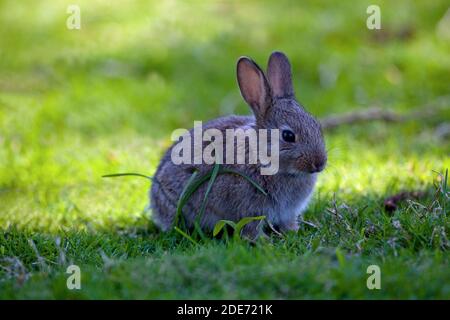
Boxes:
[288,156,326,174]
[308,161,326,173]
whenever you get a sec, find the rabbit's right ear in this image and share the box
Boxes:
[267,51,294,98]
[237,57,271,120]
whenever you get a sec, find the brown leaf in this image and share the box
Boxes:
[384,191,425,213]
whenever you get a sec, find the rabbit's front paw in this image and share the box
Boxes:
[240,219,265,241]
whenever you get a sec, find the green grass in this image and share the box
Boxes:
[0,0,449,299]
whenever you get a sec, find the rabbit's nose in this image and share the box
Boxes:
[309,157,327,173]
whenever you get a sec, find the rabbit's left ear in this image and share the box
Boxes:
[237,57,272,121]
[267,51,294,98]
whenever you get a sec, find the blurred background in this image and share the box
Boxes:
[0,0,449,300]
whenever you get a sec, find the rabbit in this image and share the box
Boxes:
[150,51,327,239]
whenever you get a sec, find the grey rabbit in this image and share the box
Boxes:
[150,51,327,239]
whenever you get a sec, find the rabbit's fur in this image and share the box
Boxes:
[150,52,327,238]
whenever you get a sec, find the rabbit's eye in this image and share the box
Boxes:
[282,130,296,142]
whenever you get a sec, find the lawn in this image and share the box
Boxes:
[0,0,449,299]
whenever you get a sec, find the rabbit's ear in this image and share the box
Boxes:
[237,57,271,119]
[267,51,294,98]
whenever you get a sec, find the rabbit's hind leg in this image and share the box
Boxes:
[150,179,179,232]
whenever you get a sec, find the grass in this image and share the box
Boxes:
[0,0,449,299]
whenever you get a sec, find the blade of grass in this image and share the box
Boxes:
[175,169,219,224]
[234,216,266,239]
[193,221,207,242]
[197,164,221,224]
[175,169,199,227]
[102,173,152,180]
[213,219,237,237]
[174,227,198,245]
[213,220,227,237]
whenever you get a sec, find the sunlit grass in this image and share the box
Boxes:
[0,0,449,298]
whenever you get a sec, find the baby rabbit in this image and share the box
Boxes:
[150,51,327,239]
